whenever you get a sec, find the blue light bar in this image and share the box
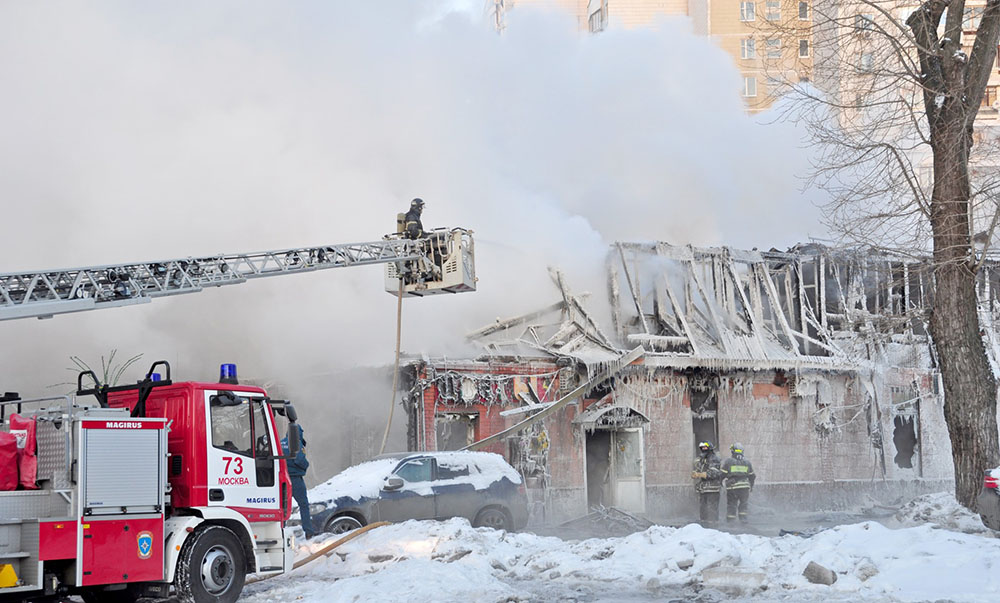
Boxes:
[220,363,238,385]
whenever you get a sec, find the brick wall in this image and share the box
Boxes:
[412,360,954,523]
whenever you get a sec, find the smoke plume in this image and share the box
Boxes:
[0,1,823,478]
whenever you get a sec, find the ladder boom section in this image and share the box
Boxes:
[0,238,425,321]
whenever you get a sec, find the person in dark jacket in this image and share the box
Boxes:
[282,424,316,538]
[720,442,756,523]
[692,441,723,524]
[403,198,425,239]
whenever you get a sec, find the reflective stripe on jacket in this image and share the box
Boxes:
[721,456,755,490]
[693,452,722,493]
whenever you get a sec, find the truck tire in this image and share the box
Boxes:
[175,525,247,603]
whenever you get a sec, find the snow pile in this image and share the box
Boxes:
[308,458,399,504]
[435,451,522,485]
[893,491,994,535]
[245,517,1000,602]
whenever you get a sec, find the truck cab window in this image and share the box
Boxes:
[253,401,275,487]
[394,458,432,483]
[210,397,252,456]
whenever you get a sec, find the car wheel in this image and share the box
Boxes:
[473,507,511,531]
[325,514,364,535]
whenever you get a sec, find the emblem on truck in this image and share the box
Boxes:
[137,531,153,560]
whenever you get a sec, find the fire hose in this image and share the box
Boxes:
[379,278,404,455]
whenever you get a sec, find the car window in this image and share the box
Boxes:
[394,458,432,483]
[436,461,470,480]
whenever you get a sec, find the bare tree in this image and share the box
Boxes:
[766,0,1000,508]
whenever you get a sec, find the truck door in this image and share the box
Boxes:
[375,457,436,522]
[205,392,282,519]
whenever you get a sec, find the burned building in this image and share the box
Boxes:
[402,242,994,522]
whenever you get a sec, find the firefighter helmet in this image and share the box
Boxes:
[698,441,714,452]
[411,198,425,209]
[731,443,744,456]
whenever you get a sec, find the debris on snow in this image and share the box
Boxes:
[893,491,995,535]
[803,561,838,585]
[242,515,1000,603]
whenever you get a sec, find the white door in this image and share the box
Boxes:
[611,428,645,514]
[204,391,282,516]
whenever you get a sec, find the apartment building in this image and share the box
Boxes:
[509,0,814,111]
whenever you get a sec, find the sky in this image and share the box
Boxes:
[0,1,825,396]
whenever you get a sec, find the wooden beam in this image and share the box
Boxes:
[466,300,567,340]
[463,347,645,451]
[756,262,801,356]
[660,274,702,356]
[617,244,650,333]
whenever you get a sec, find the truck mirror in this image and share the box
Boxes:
[286,423,301,456]
[210,391,242,407]
[284,403,298,423]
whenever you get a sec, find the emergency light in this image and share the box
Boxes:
[219,363,238,385]
[150,373,162,382]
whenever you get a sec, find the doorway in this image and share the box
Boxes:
[585,430,611,508]
[584,428,645,513]
[689,373,719,453]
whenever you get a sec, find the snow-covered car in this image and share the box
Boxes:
[306,450,529,535]
[978,466,1000,530]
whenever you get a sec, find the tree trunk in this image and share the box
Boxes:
[928,117,1000,509]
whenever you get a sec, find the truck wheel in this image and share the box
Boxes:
[176,525,246,603]
[473,507,511,531]
[325,514,363,535]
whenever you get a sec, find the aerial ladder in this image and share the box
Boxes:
[0,225,475,603]
[0,227,476,321]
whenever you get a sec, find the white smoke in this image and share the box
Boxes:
[0,2,824,470]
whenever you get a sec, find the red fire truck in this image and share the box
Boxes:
[0,229,477,602]
[0,361,301,603]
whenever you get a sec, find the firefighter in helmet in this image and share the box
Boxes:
[720,442,756,523]
[691,441,723,524]
[403,198,425,239]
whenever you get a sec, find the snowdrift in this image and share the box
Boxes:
[245,498,1000,603]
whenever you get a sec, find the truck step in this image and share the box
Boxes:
[0,552,30,559]
[258,566,282,572]
[255,539,278,546]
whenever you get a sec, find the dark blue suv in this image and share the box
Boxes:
[305,451,529,535]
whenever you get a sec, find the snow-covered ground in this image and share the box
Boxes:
[246,493,1000,603]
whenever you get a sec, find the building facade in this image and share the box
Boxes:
[400,242,987,523]
[508,0,814,111]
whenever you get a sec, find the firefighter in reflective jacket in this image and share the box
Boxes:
[691,441,723,524]
[404,198,425,239]
[720,442,756,523]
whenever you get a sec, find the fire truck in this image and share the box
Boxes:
[0,227,476,602]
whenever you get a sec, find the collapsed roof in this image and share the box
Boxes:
[467,242,1000,375]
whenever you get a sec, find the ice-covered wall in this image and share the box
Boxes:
[410,358,953,523]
